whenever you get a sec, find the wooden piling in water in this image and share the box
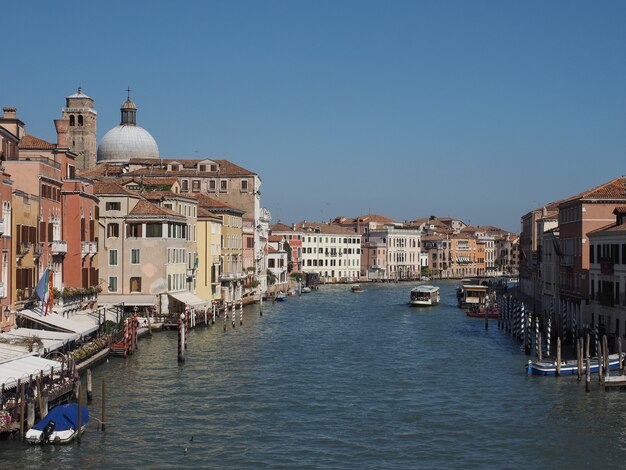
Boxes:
[576,337,582,381]
[101,379,107,432]
[77,383,82,443]
[19,383,25,440]
[26,398,35,431]
[178,313,185,363]
[602,335,610,376]
[36,376,44,419]
[585,356,591,392]
[537,332,542,361]
[598,337,604,383]
[619,336,623,373]
[556,337,561,376]
[87,369,93,404]
[41,391,48,419]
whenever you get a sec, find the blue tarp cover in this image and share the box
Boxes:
[32,404,90,431]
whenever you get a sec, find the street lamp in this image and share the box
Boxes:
[4,306,10,322]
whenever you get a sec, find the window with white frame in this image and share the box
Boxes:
[220,179,228,192]
[131,249,140,264]
[240,179,248,192]
[108,277,118,292]
[109,250,118,266]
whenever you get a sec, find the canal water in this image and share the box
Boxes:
[4,281,626,469]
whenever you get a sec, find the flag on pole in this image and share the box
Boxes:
[34,268,50,317]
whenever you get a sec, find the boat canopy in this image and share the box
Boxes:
[412,285,439,293]
[32,404,89,431]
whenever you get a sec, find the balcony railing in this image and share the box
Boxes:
[81,241,89,257]
[0,282,5,298]
[52,240,67,255]
[186,268,195,278]
[33,242,43,259]
[0,218,4,235]
[17,243,32,258]
[89,241,98,256]
[219,271,247,282]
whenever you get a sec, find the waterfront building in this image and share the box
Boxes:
[362,224,422,281]
[267,235,289,289]
[519,201,560,306]
[558,177,626,333]
[422,235,453,279]
[587,207,626,340]
[94,181,204,315]
[1,108,100,310]
[196,208,223,302]
[270,222,303,273]
[297,222,362,282]
[448,235,481,278]
[495,232,520,276]
[62,88,97,170]
[331,213,396,236]
[191,194,245,304]
[0,122,15,329]
[540,228,560,315]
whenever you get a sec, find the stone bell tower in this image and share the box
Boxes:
[62,87,97,170]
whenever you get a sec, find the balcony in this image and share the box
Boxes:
[0,218,4,235]
[52,240,67,255]
[0,282,5,298]
[89,241,98,256]
[17,242,31,260]
[186,268,195,278]
[33,242,44,259]
[81,241,89,257]
[219,271,247,282]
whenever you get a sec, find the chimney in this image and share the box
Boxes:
[2,107,17,119]
[54,118,69,148]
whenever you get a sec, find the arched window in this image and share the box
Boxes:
[78,115,83,126]
[69,115,75,126]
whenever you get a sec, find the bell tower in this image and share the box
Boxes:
[62,87,97,170]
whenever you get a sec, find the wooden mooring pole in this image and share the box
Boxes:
[178,313,185,363]
[556,337,561,376]
[77,383,82,443]
[19,382,25,440]
[576,337,582,381]
[619,336,623,373]
[87,369,93,404]
[585,356,591,392]
[101,379,107,432]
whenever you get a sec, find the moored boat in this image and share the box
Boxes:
[351,284,364,293]
[275,292,287,301]
[409,285,440,306]
[458,284,488,309]
[527,353,624,376]
[26,403,89,445]
[301,286,312,293]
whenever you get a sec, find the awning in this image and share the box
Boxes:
[97,294,156,307]
[0,356,61,389]
[18,310,99,336]
[1,328,78,353]
[0,343,33,364]
[168,291,210,308]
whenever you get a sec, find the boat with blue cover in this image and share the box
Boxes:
[527,353,624,376]
[25,403,89,444]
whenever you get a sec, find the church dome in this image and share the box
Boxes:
[96,94,159,163]
[97,125,159,162]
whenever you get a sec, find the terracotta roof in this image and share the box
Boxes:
[270,222,294,232]
[19,134,56,150]
[354,213,396,224]
[582,177,626,200]
[268,235,284,242]
[141,191,196,202]
[128,199,182,218]
[93,180,135,196]
[613,206,626,214]
[79,164,124,178]
[198,208,222,220]
[296,222,361,236]
[126,158,257,176]
[187,193,244,214]
[267,246,279,254]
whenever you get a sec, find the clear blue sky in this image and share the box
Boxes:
[2,1,625,232]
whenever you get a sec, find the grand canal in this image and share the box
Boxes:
[4,281,626,468]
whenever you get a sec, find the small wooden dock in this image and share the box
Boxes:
[603,374,626,390]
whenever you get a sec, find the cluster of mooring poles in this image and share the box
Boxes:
[495,292,626,391]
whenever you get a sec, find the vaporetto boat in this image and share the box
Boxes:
[409,285,440,306]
